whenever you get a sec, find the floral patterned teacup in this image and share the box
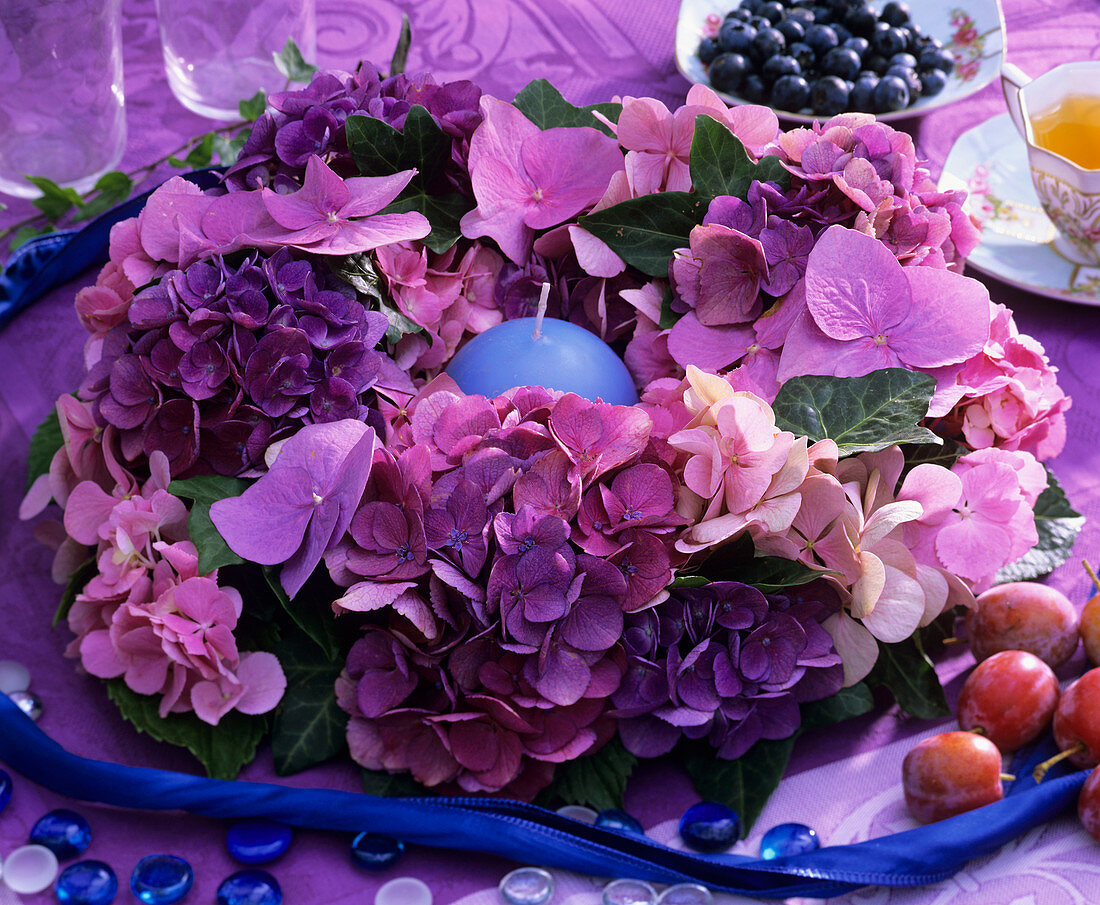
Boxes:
[1002,62,1100,265]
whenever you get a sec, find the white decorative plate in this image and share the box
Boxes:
[940,112,1100,306]
[675,0,1005,123]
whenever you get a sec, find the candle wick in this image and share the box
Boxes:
[532,282,550,341]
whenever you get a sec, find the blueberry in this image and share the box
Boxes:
[771,74,812,111]
[832,23,852,43]
[810,75,850,115]
[762,54,801,83]
[752,26,787,61]
[788,41,816,70]
[843,36,869,57]
[725,7,753,22]
[881,1,911,27]
[738,0,764,14]
[919,47,955,75]
[759,1,786,24]
[740,73,769,103]
[821,46,861,80]
[708,52,751,93]
[872,73,910,112]
[918,67,948,97]
[889,52,918,70]
[844,4,877,37]
[749,15,772,30]
[787,6,815,26]
[809,4,832,23]
[849,73,879,111]
[885,64,921,99]
[863,52,888,74]
[719,20,757,55]
[804,23,839,55]
[698,37,721,64]
[776,17,805,44]
[872,24,907,58]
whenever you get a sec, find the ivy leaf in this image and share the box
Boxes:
[996,469,1085,583]
[346,106,450,182]
[72,171,135,222]
[683,736,795,833]
[239,90,267,122]
[261,566,339,660]
[702,555,832,592]
[25,407,63,492]
[381,191,467,254]
[168,476,248,575]
[273,37,317,83]
[361,769,426,798]
[658,286,678,330]
[689,115,790,201]
[899,438,966,479]
[389,13,411,77]
[800,683,874,730]
[669,574,711,589]
[270,634,346,775]
[10,224,53,250]
[513,79,621,137]
[579,192,707,277]
[106,679,267,779]
[866,636,950,720]
[772,369,940,457]
[25,176,83,221]
[170,132,216,170]
[211,131,248,168]
[535,738,638,813]
[52,557,97,629]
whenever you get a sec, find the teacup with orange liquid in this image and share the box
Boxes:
[1002,62,1100,265]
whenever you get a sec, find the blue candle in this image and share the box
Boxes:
[445,285,638,405]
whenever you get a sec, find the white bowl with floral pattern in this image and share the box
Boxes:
[675,0,1005,123]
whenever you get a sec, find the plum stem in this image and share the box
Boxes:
[1000,773,1016,782]
[1083,559,1100,594]
[941,637,965,646]
[1033,742,1086,783]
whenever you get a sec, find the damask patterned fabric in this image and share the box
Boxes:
[1,1,1099,902]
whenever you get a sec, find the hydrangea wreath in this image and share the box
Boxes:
[20,51,1082,827]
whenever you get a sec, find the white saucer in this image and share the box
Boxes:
[939,112,1100,306]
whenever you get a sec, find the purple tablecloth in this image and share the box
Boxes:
[2,1,1099,903]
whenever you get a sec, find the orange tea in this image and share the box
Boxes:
[1029,93,1100,170]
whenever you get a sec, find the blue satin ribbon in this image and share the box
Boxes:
[0,694,1087,899]
[0,169,224,332]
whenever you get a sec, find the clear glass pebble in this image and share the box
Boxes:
[602,879,657,905]
[130,854,194,905]
[375,876,432,905]
[226,820,293,865]
[656,884,713,905]
[499,867,554,905]
[56,860,118,905]
[0,660,30,695]
[594,808,645,835]
[678,802,741,853]
[30,808,92,859]
[8,690,43,721]
[555,805,598,824]
[216,869,282,905]
[3,844,59,895]
[0,768,12,813]
[350,833,405,871]
[759,822,820,860]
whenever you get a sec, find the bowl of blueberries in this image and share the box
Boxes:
[675,0,1005,121]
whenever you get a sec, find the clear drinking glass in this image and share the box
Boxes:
[154,0,317,121]
[0,0,126,198]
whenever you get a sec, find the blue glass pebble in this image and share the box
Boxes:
[759,822,820,860]
[656,884,712,905]
[0,767,12,813]
[56,860,118,905]
[216,870,282,905]
[595,808,645,836]
[499,867,554,905]
[678,802,740,854]
[130,854,194,905]
[31,809,92,859]
[602,878,657,905]
[226,820,293,865]
[350,833,405,871]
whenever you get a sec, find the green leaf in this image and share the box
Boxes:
[683,735,795,832]
[273,37,317,82]
[382,190,468,253]
[25,407,63,492]
[800,683,874,730]
[211,131,248,167]
[688,115,790,201]
[996,469,1085,583]
[361,769,426,798]
[10,224,53,250]
[328,253,425,343]
[270,634,346,775]
[669,574,711,588]
[866,636,950,720]
[52,557,97,629]
[26,176,84,221]
[899,438,966,480]
[513,79,620,137]
[262,566,339,660]
[106,679,267,779]
[239,90,267,122]
[579,192,707,277]
[389,13,412,76]
[71,171,136,223]
[772,369,940,457]
[168,476,249,574]
[658,286,678,330]
[536,738,638,813]
[706,555,832,593]
[346,106,450,180]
